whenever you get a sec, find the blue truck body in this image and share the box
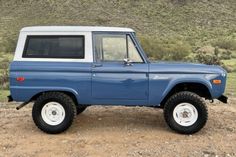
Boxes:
[10,60,227,106]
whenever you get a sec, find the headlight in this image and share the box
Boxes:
[221,72,226,77]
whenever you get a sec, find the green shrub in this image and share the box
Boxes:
[231,51,236,58]
[0,58,10,90]
[139,36,192,61]
[194,47,222,65]
[192,46,234,72]
[221,50,232,60]
[212,38,236,51]
[0,34,17,53]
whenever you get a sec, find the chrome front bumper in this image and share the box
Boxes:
[217,95,228,103]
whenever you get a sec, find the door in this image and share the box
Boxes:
[92,33,149,105]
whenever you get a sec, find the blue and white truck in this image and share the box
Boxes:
[9,26,228,134]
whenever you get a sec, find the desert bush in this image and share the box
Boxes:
[231,51,236,58]
[0,58,10,90]
[212,38,236,51]
[194,47,222,65]
[139,36,192,61]
[192,46,233,72]
[221,50,232,60]
[0,36,17,53]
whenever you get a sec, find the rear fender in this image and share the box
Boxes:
[10,86,79,102]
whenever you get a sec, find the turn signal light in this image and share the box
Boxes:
[212,79,221,84]
[16,77,25,82]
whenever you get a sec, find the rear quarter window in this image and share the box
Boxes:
[23,36,85,58]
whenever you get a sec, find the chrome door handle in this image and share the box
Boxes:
[93,63,102,67]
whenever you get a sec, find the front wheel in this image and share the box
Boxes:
[32,92,76,134]
[76,106,87,115]
[164,91,208,134]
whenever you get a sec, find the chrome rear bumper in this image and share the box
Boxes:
[8,95,13,102]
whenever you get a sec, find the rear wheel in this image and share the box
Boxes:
[164,91,208,134]
[32,92,76,134]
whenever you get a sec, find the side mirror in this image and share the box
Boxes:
[123,58,133,66]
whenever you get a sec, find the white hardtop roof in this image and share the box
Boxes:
[21,26,135,32]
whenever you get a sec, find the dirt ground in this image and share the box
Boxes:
[0,99,235,157]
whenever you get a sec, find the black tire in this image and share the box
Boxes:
[32,92,76,134]
[76,106,87,115]
[164,91,208,134]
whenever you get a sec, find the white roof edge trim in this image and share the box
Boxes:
[21,26,135,32]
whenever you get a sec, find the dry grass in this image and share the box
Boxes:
[0,0,236,51]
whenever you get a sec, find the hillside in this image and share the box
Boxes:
[0,0,235,52]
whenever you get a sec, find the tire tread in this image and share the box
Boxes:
[164,91,208,134]
[32,92,76,134]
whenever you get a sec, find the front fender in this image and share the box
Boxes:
[161,77,213,102]
[148,73,213,105]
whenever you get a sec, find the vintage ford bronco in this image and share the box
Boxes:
[9,26,227,134]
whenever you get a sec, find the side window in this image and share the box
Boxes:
[23,36,84,58]
[127,36,143,62]
[94,34,127,61]
[94,33,143,63]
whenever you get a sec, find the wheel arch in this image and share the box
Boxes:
[30,89,79,106]
[160,81,212,107]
